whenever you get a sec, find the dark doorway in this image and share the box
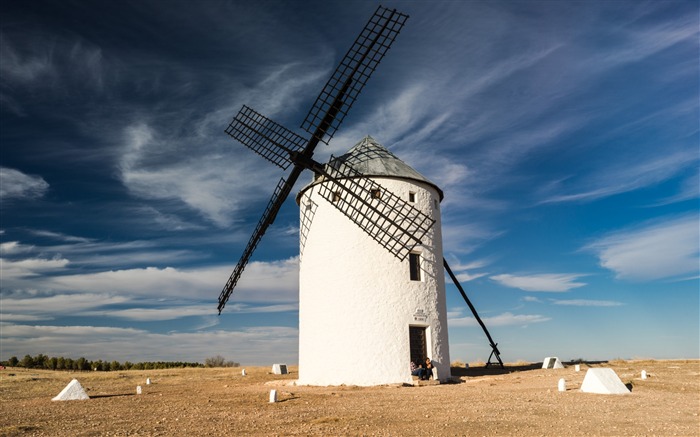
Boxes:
[409,326,428,365]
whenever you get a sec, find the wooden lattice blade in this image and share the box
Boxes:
[301,6,409,144]
[226,105,309,170]
[315,157,435,260]
[218,176,294,313]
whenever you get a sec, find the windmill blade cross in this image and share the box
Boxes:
[218,6,409,313]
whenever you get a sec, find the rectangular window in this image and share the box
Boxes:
[409,252,421,281]
[370,188,382,199]
[408,192,416,202]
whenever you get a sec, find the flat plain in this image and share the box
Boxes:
[1,359,698,436]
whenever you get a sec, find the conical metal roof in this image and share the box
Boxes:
[297,136,443,202]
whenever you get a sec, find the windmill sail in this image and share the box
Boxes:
[315,158,435,260]
[225,105,309,170]
[218,177,293,314]
[301,6,409,143]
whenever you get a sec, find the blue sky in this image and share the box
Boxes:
[1,0,698,365]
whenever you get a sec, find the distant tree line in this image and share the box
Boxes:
[1,354,203,371]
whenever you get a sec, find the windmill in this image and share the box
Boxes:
[218,6,504,383]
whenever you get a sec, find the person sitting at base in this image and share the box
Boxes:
[410,360,426,380]
[423,358,434,380]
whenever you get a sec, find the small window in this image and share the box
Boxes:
[370,188,382,199]
[433,199,438,209]
[332,191,341,203]
[408,192,416,203]
[409,252,421,281]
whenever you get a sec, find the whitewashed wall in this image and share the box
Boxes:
[297,176,451,386]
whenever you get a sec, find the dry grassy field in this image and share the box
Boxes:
[1,359,698,436]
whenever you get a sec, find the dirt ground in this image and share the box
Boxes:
[0,359,698,436]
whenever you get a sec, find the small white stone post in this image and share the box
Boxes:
[242,369,247,376]
[641,370,647,380]
[269,389,277,403]
[558,378,566,392]
[136,385,142,395]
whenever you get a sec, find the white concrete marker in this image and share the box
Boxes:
[641,370,647,380]
[558,378,566,392]
[575,364,581,372]
[52,379,90,401]
[136,385,142,395]
[580,368,630,394]
[269,389,277,403]
[272,364,288,375]
[542,357,564,369]
[146,378,151,385]
[242,369,247,376]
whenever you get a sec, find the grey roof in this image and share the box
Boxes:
[296,136,443,202]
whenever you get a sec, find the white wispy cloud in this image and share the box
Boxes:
[449,311,550,327]
[1,256,70,279]
[3,253,299,304]
[82,302,299,322]
[490,273,587,292]
[540,149,698,204]
[0,35,53,84]
[441,221,504,255]
[522,296,542,303]
[550,299,624,307]
[0,237,205,279]
[28,229,94,243]
[654,171,700,206]
[1,323,299,364]
[585,214,699,281]
[0,241,34,255]
[1,293,130,315]
[0,167,49,200]
[116,56,331,229]
[443,256,491,283]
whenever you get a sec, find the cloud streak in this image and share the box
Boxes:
[490,273,587,292]
[0,167,49,200]
[449,311,550,328]
[586,214,699,281]
[1,323,299,365]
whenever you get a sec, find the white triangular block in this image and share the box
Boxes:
[52,379,89,401]
[542,357,564,369]
[580,368,630,394]
[272,364,288,375]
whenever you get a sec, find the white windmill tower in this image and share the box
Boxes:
[216,6,504,386]
[296,136,451,385]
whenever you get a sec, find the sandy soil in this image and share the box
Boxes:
[1,360,698,436]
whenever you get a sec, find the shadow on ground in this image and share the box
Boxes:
[451,360,609,377]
